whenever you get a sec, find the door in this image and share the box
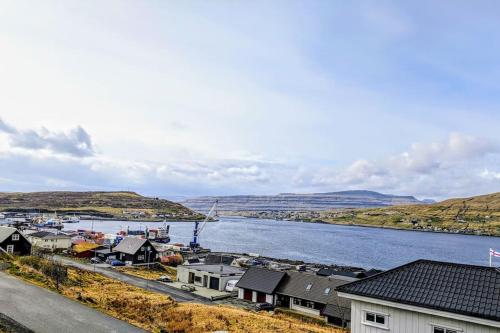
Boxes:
[257,292,266,303]
[188,272,195,284]
[203,275,208,287]
[243,289,252,301]
[209,277,220,290]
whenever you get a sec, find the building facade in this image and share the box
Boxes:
[337,260,500,333]
[113,237,158,265]
[27,231,72,252]
[177,264,245,291]
[0,226,31,256]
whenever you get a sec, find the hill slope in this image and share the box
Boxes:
[0,191,204,220]
[319,192,500,236]
[183,190,424,214]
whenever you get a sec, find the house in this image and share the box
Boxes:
[113,237,158,265]
[236,267,286,304]
[72,242,102,258]
[336,259,500,333]
[0,226,31,256]
[27,231,72,252]
[176,264,245,291]
[276,271,351,327]
[204,253,236,266]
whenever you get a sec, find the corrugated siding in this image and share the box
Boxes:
[351,300,500,333]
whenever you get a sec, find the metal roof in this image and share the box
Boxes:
[113,237,150,255]
[236,267,286,294]
[28,231,71,239]
[336,259,500,322]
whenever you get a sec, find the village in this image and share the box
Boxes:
[1,209,499,333]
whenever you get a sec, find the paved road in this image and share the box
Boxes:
[54,256,210,303]
[0,272,147,333]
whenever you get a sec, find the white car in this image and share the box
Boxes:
[225,279,239,292]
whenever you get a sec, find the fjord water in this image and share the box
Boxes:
[71,216,498,270]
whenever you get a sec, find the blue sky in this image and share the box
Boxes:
[0,1,499,199]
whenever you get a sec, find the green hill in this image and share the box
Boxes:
[0,191,204,221]
[319,192,500,236]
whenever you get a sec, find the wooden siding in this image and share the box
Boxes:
[350,300,500,333]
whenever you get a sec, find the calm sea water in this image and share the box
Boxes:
[62,216,500,270]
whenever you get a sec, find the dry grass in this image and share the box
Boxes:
[115,266,168,280]
[7,257,345,333]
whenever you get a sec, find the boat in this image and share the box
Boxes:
[0,213,5,219]
[63,214,80,223]
[32,214,64,230]
[148,224,170,243]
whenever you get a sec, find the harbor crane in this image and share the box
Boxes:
[189,199,218,250]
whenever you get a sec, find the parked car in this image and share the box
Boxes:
[225,279,239,292]
[255,303,275,312]
[110,259,125,266]
[157,275,173,283]
[90,257,102,264]
[181,284,196,292]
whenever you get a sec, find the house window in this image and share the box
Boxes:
[6,245,14,253]
[305,283,313,291]
[363,311,388,329]
[324,287,331,294]
[12,234,20,241]
[432,325,461,333]
[141,247,145,251]
[137,255,145,261]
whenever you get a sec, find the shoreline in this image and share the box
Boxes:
[218,214,500,238]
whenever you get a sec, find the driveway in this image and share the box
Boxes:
[0,272,147,333]
[54,256,210,303]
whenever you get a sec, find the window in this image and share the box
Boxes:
[363,311,388,329]
[141,247,145,251]
[12,234,19,241]
[432,325,460,333]
[324,287,331,294]
[305,283,313,291]
[6,245,14,253]
[137,255,145,260]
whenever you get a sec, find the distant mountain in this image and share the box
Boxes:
[319,192,500,236]
[0,191,203,220]
[181,190,425,214]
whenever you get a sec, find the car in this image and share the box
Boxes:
[255,303,275,312]
[157,275,173,283]
[180,284,196,292]
[90,257,102,264]
[225,279,239,292]
[109,259,125,266]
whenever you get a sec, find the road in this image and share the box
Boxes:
[0,272,147,333]
[54,256,210,303]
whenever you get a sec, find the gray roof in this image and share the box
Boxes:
[29,231,71,239]
[336,259,500,322]
[277,271,350,306]
[113,237,149,255]
[180,264,245,275]
[0,226,16,243]
[236,267,286,294]
[323,303,351,319]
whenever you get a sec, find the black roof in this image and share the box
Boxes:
[236,267,286,294]
[336,259,500,322]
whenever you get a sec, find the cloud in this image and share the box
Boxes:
[295,133,500,199]
[0,118,94,157]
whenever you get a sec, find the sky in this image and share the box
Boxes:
[1,0,500,200]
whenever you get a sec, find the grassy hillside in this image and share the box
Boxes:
[319,192,500,236]
[0,191,204,220]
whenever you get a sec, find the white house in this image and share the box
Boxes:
[337,259,500,333]
[27,231,72,251]
[176,264,245,291]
